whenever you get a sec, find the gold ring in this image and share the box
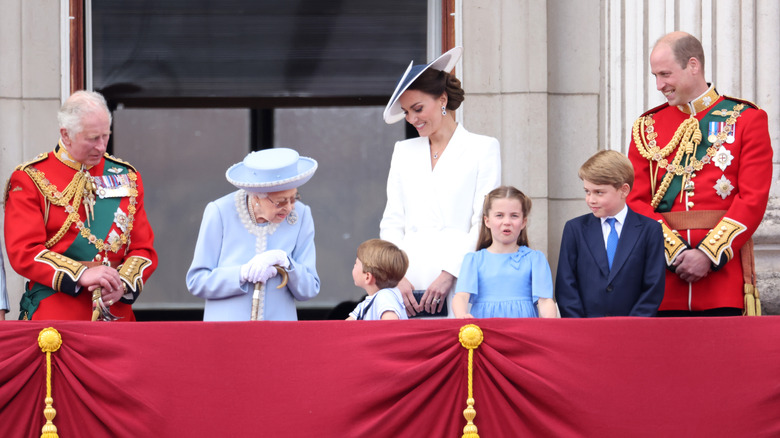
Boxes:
[108,300,114,306]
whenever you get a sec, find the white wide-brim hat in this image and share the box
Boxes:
[226,148,318,193]
[382,46,463,124]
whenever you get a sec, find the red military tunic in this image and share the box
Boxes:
[4,144,157,320]
[626,86,772,311]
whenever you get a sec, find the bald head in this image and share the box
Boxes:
[654,31,705,74]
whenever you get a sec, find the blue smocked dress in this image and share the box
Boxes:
[455,246,553,318]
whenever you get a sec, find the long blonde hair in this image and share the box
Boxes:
[476,186,532,250]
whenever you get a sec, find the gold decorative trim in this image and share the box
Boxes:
[660,222,687,266]
[35,250,87,286]
[24,166,138,252]
[678,86,720,115]
[698,218,747,265]
[104,153,138,173]
[633,103,744,209]
[14,152,48,171]
[54,141,89,171]
[118,256,152,292]
[459,324,483,438]
[38,327,62,438]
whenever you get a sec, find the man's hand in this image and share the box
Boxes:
[78,265,124,304]
[673,249,712,283]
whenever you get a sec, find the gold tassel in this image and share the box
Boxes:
[459,324,484,438]
[743,284,762,316]
[38,328,62,438]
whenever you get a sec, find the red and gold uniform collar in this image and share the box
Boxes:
[55,140,96,171]
[677,84,720,115]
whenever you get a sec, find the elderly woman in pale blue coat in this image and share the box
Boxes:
[186,148,320,321]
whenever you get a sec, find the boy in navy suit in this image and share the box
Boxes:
[556,150,665,317]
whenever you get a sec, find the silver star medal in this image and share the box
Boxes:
[713,146,733,172]
[713,175,734,199]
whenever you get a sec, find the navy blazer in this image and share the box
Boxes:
[555,207,665,317]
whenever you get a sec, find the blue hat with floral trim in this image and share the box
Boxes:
[382,46,463,124]
[226,148,318,193]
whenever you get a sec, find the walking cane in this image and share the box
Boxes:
[91,288,121,321]
[250,265,290,321]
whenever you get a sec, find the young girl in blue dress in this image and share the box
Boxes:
[453,186,557,318]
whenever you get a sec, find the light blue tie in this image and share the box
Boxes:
[606,218,618,269]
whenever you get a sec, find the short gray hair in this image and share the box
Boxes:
[57,90,112,136]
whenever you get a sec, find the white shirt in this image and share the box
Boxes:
[600,204,628,248]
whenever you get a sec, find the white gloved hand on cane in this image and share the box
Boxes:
[240,249,290,283]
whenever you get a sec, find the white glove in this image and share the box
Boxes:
[263,249,290,269]
[240,250,290,283]
[256,265,279,284]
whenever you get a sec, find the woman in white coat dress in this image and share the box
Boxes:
[187,148,320,321]
[380,47,501,317]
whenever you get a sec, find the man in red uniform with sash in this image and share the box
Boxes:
[4,90,157,320]
[626,32,772,316]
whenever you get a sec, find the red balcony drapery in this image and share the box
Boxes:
[1,318,779,437]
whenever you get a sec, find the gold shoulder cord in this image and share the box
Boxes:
[633,104,744,210]
[24,167,138,252]
[24,168,89,248]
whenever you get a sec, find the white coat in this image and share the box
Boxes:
[379,124,501,310]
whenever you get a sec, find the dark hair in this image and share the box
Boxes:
[476,186,532,251]
[407,69,465,111]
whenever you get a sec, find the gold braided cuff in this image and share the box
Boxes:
[34,250,87,290]
[698,218,746,266]
[118,256,153,293]
[661,221,687,266]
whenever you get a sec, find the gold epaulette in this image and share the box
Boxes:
[638,102,670,118]
[5,153,49,207]
[698,217,747,266]
[104,153,137,173]
[722,95,759,110]
[660,221,687,266]
[14,152,49,171]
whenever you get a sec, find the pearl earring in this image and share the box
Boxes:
[441,106,447,116]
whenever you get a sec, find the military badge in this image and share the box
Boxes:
[713,146,733,172]
[95,175,131,198]
[114,208,129,233]
[713,175,734,199]
[707,121,720,144]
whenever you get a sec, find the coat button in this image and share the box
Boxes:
[606,285,614,292]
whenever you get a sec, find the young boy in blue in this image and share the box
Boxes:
[453,186,557,319]
[347,239,409,320]
[556,150,665,317]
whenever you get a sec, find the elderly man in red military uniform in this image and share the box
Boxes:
[626,32,772,316]
[4,90,157,320]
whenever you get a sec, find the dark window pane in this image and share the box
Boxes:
[92,0,427,102]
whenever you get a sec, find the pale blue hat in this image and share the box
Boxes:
[382,46,463,124]
[226,148,318,193]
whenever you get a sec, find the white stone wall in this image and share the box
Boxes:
[1,0,64,319]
